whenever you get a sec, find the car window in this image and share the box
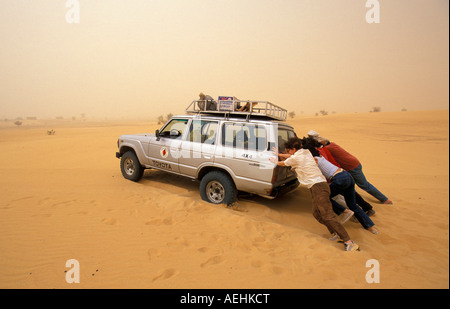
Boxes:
[221,123,267,151]
[188,120,218,144]
[277,128,296,152]
[160,119,189,139]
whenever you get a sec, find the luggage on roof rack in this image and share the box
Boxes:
[185,97,287,121]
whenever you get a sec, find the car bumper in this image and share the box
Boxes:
[271,178,300,197]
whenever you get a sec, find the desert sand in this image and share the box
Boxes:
[0,109,448,289]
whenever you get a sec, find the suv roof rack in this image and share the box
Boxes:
[185,98,287,121]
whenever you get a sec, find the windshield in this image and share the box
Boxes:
[160,119,189,139]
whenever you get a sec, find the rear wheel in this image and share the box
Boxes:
[200,171,237,205]
[120,151,144,182]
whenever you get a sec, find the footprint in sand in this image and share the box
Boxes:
[167,236,190,248]
[102,217,118,225]
[250,259,263,268]
[53,200,77,207]
[145,217,174,226]
[147,248,162,261]
[152,268,177,282]
[197,247,211,253]
[260,264,285,275]
[200,255,224,268]
[269,266,285,275]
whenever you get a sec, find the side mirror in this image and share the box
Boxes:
[155,129,160,141]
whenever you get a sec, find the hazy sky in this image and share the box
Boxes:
[0,0,448,119]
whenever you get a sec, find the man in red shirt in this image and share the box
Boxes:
[310,132,392,205]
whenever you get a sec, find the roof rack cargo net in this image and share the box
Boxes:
[185,96,287,121]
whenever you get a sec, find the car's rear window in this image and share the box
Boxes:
[277,128,296,152]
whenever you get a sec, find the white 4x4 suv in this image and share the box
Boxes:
[116,98,299,205]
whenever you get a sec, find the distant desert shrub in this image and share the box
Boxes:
[288,111,295,119]
[371,107,381,112]
[401,108,407,112]
[14,120,22,126]
[319,110,328,116]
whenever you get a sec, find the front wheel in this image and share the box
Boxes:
[120,151,144,182]
[200,171,237,205]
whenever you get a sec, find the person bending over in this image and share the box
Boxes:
[270,137,360,251]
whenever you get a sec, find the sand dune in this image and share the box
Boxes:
[0,110,448,289]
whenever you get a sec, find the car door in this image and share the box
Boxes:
[214,122,272,193]
[147,118,189,173]
[179,119,218,177]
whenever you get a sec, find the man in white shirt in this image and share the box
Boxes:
[270,137,359,251]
